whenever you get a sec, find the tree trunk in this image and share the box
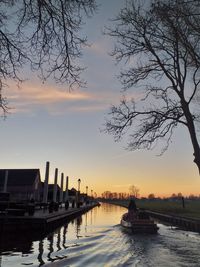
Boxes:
[182,100,200,174]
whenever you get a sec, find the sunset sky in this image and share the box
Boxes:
[1,0,200,197]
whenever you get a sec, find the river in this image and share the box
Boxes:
[0,203,200,267]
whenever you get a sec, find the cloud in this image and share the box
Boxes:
[5,81,95,114]
[4,75,141,116]
[4,80,123,115]
[7,82,90,104]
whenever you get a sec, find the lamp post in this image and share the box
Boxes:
[91,189,93,205]
[78,179,81,192]
[77,179,81,208]
[85,186,88,206]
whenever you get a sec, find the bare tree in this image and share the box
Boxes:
[104,0,200,173]
[0,0,96,115]
[129,185,140,198]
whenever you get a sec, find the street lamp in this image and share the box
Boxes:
[78,179,81,192]
[85,186,89,206]
[77,179,81,208]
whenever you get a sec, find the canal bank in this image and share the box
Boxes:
[102,199,200,233]
[0,203,99,233]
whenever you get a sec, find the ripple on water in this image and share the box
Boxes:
[17,223,200,267]
[42,225,138,267]
[1,204,200,267]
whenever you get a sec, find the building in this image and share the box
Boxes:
[68,188,77,202]
[40,183,61,202]
[0,169,41,202]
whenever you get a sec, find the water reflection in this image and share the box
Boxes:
[85,212,88,232]
[56,229,61,251]
[62,224,68,249]
[76,216,82,239]
[37,240,45,266]
[0,230,36,254]
[47,233,54,261]
[0,203,200,267]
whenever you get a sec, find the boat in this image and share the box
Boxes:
[121,211,159,234]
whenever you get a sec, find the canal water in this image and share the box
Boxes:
[0,203,200,267]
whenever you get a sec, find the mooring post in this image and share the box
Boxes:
[181,196,185,208]
[43,161,50,204]
[59,173,64,203]
[53,168,58,202]
[64,176,69,202]
[3,170,8,193]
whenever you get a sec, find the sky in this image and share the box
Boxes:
[1,0,200,197]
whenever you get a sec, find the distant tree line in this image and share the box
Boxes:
[101,191,200,200]
[101,191,131,200]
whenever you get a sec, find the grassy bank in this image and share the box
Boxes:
[104,199,200,220]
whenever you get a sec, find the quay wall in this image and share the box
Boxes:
[102,200,200,233]
[0,203,99,233]
[146,210,200,233]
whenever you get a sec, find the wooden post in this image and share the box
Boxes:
[64,176,69,202]
[53,168,58,202]
[59,173,64,203]
[43,161,50,204]
[181,196,185,208]
[3,170,8,193]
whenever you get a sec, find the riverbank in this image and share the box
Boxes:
[101,199,200,233]
[0,202,99,233]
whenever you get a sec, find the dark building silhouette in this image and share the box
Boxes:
[40,183,61,202]
[0,169,41,202]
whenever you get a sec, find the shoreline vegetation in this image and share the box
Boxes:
[101,199,200,220]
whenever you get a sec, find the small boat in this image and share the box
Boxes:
[121,212,159,234]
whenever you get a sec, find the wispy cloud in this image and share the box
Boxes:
[4,80,120,115]
[7,82,90,104]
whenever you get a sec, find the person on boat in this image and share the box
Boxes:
[126,198,138,221]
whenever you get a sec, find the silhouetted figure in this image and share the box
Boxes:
[27,198,35,215]
[72,200,75,208]
[27,203,35,216]
[54,202,59,211]
[30,198,34,203]
[126,199,138,222]
[181,196,185,208]
[65,200,69,210]
[128,199,137,212]
[49,201,54,213]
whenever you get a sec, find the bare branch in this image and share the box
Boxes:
[105,0,200,172]
[0,0,96,113]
